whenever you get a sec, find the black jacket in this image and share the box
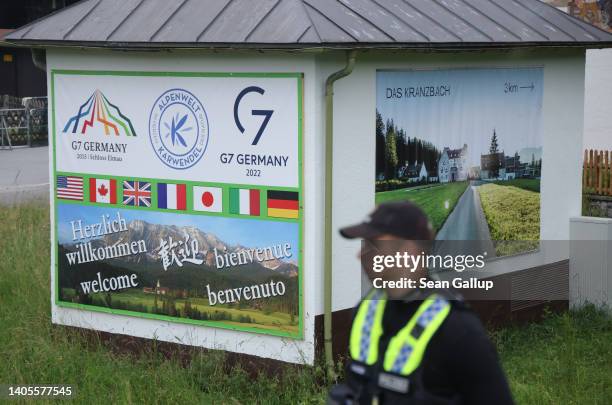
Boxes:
[343,289,515,405]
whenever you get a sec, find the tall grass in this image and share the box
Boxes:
[494,306,612,404]
[1,204,610,404]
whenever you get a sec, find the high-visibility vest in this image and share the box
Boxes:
[349,289,452,393]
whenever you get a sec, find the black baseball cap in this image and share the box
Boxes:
[340,201,434,240]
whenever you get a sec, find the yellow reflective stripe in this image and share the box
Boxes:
[383,295,451,375]
[349,289,387,365]
[350,291,374,361]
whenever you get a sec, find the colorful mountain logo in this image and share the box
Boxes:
[63,90,136,136]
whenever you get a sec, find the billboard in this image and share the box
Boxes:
[376,68,543,257]
[51,70,303,338]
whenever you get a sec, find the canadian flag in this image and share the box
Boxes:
[89,178,117,204]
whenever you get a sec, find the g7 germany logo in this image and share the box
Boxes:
[148,88,209,170]
[233,86,274,146]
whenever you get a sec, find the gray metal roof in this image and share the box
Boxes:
[5,0,612,49]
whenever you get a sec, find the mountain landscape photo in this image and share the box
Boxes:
[57,211,300,336]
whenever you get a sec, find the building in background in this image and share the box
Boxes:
[399,161,429,183]
[438,144,468,183]
[480,152,505,180]
[0,1,79,99]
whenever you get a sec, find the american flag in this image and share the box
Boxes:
[123,180,151,207]
[56,176,83,200]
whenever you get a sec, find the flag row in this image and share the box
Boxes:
[56,175,299,219]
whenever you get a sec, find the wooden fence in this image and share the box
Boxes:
[583,149,612,196]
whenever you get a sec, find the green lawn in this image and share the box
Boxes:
[494,306,612,404]
[376,182,469,231]
[1,203,610,404]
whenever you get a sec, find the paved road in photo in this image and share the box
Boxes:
[435,180,496,259]
[0,146,49,204]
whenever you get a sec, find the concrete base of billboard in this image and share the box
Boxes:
[56,324,303,377]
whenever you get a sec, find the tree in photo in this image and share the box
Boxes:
[395,127,407,171]
[385,119,398,179]
[489,129,501,179]
[376,110,386,178]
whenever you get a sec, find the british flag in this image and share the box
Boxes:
[122,180,151,207]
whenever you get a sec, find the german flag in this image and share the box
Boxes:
[267,190,299,219]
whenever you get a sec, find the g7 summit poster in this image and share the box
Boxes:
[51,70,303,338]
[376,68,543,257]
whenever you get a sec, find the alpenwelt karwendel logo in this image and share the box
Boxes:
[148,88,210,170]
[63,89,136,137]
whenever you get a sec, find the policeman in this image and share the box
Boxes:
[328,201,514,405]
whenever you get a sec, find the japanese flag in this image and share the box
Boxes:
[193,186,222,212]
[89,178,117,204]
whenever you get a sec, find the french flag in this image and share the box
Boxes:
[157,183,187,210]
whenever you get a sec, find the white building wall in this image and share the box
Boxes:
[584,48,612,150]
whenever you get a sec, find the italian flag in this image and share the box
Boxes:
[229,188,260,216]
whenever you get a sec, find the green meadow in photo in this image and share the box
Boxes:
[375,181,469,231]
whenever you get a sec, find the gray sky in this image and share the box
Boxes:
[377,68,543,168]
